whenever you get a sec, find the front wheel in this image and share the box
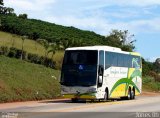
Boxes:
[104,91,108,101]
[127,89,136,100]
[71,98,78,103]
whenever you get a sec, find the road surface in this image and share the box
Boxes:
[0,93,160,118]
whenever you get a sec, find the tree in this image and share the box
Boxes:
[48,43,58,60]
[105,30,136,52]
[21,35,28,60]
[2,6,7,14]
[31,32,40,51]
[11,34,17,47]
[32,32,39,40]
[18,14,28,19]
[60,38,71,49]
[6,7,14,14]
[60,38,84,49]
[154,58,160,73]
[0,0,3,14]
[0,17,1,27]
[37,39,50,58]
[0,0,3,5]
[105,30,123,47]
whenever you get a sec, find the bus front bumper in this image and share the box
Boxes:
[62,93,96,99]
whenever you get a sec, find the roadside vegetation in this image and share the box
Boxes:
[0,55,60,103]
[0,31,64,69]
[142,58,160,92]
[143,76,160,92]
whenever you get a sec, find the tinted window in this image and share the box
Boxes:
[105,52,117,68]
[131,56,141,68]
[118,53,124,67]
[123,55,130,67]
[99,50,104,66]
[105,52,112,67]
[105,51,141,68]
[63,50,98,65]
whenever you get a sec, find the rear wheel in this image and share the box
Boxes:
[127,89,132,100]
[131,89,135,100]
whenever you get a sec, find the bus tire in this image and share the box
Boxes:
[71,98,78,103]
[104,91,108,101]
[127,89,132,100]
[131,89,135,100]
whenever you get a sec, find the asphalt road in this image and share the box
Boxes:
[0,95,160,118]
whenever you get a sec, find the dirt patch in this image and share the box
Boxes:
[141,91,160,96]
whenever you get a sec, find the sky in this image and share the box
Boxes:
[4,0,160,62]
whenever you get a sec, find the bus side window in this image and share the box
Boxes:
[98,50,104,87]
[99,50,104,69]
[112,53,118,67]
[118,53,124,67]
[105,51,111,69]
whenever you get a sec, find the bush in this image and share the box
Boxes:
[142,58,154,76]
[7,47,26,59]
[0,46,56,69]
[44,58,56,69]
[142,76,153,84]
[27,53,55,68]
[27,53,41,64]
[15,49,22,58]
[148,71,160,82]
[8,47,17,58]
[0,46,9,56]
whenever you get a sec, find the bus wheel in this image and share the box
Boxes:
[127,89,132,100]
[131,89,135,100]
[71,98,78,103]
[104,91,108,101]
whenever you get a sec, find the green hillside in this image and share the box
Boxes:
[0,55,60,103]
[0,15,105,45]
[0,31,64,58]
[0,31,64,69]
[0,31,45,55]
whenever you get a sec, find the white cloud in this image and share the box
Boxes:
[148,57,160,62]
[4,0,56,12]
[84,0,160,8]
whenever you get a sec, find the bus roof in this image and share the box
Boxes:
[66,46,141,56]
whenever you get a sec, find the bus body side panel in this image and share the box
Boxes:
[107,67,142,98]
[103,67,129,98]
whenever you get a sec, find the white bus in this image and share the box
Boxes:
[60,46,142,102]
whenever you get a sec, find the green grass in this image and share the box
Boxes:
[142,76,160,92]
[0,31,64,69]
[0,31,45,55]
[0,55,61,103]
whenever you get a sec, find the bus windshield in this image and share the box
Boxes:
[63,50,98,65]
[61,50,98,86]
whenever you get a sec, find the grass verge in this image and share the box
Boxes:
[142,76,160,92]
[0,55,60,103]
